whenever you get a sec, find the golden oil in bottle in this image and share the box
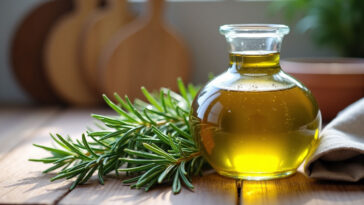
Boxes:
[191,52,321,180]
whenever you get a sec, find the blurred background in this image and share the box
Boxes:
[0,0,363,120]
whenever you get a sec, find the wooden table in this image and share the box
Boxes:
[0,107,363,205]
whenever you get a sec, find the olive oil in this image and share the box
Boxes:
[191,53,321,180]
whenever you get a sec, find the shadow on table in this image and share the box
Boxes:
[242,172,364,205]
[112,171,236,205]
[5,171,67,191]
[5,171,71,202]
[62,171,237,205]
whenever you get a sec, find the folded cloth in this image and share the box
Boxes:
[304,98,364,182]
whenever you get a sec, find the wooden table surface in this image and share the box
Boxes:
[0,107,363,205]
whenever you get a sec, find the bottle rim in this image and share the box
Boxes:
[220,24,290,37]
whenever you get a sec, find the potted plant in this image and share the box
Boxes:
[271,0,364,120]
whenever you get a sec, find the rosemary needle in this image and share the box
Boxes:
[30,79,207,194]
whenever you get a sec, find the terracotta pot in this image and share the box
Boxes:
[281,58,364,121]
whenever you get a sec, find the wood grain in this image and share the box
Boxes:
[10,0,72,104]
[1,108,364,204]
[81,0,133,91]
[0,107,59,159]
[59,171,237,205]
[241,172,364,205]
[100,0,191,100]
[0,109,111,204]
[44,0,102,106]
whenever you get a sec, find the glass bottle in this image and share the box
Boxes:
[190,24,321,180]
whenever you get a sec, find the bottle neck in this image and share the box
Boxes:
[229,52,281,74]
[220,24,289,73]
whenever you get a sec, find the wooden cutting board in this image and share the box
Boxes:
[10,0,72,104]
[44,0,101,106]
[80,0,133,92]
[99,0,191,100]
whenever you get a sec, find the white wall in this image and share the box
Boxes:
[0,0,336,104]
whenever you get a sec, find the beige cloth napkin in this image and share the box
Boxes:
[304,98,364,182]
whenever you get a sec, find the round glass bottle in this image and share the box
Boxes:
[190,24,321,180]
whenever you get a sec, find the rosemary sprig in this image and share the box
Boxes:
[30,78,207,194]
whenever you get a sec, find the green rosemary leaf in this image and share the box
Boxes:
[160,90,168,113]
[98,163,104,185]
[94,121,107,130]
[70,169,88,190]
[80,166,98,184]
[176,136,195,147]
[103,157,109,165]
[82,134,98,158]
[33,144,73,157]
[179,161,187,175]
[51,167,85,181]
[161,88,186,105]
[53,155,74,164]
[85,160,96,169]
[91,114,122,124]
[194,157,205,176]
[146,109,179,121]
[177,78,189,104]
[61,162,72,171]
[135,137,160,143]
[43,162,67,173]
[170,123,192,140]
[55,134,91,160]
[119,158,168,164]
[142,143,177,162]
[158,165,175,183]
[28,157,59,163]
[151,125,170,145]
[133,99,151,110]
[66,169,84,180]
[143,109,157,125]
[103,94,138,123]
[114,159,121,176]
[208,72,215,81]
[89,135,111,149]
[123,175,141,184]
[166,90,178,110]
[168,134,179,154]
[188,83,198,99]
[144,177,158,191]
[87,131,113,137]
[141,87,163,112]
[172,171,181,194]
[124,96,148,122]
[50,133,71,151]
[114,93,133,113]
[100,130,124,140]
[179,164,194,190]
[183,115,191,131]
[31,79,208,193]
[111,126,143,150]
[96,155,104,164]
[75,139,86,149]
[62,161,88,173]
[124,149,164,159]
[118,163,155,172]
[176,106,189,115]
[136,165,164,188]
[103,158,117,175]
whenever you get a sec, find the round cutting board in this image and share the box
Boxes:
[11,0,73,104]
[99,0,191,100]
[80,0,133,92]
[44,0,102,106]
